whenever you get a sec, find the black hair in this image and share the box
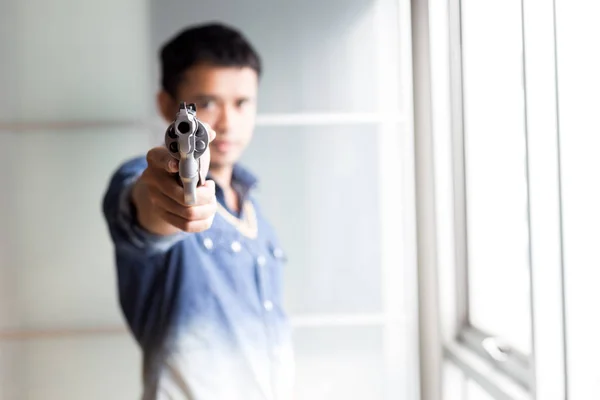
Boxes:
[160,22,262,98]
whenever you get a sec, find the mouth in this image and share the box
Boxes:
[212,140,236,153]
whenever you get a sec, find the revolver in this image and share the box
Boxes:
[165,102,211,205]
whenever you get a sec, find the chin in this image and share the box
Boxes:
[213,151,242,165]
[210,157,237,170]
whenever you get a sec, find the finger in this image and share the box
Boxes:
[158,209,214,233]
[167,159,179,173]
[142,168,187,204]
[195,180,216,205]
[199,151,211,183]
[202,123,216,143]
[149,188,217,220]
[147,146,178,173]
[145,170,215,207]
[208,128,216,143]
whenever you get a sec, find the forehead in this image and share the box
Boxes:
[179,64,258,97]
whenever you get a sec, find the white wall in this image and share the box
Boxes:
[0,1,419,399]
[0,0,152,398]
[148,0,388,115]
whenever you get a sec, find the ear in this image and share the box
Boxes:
[157,90,177,123]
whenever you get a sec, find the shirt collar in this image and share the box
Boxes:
[206,163,258,190]
[231,163,258,191]
[207,163,258,216]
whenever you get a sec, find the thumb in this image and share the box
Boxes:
[147,146,178,173]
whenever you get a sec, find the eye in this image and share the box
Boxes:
[197,99,216,110]
[236,99,250,108]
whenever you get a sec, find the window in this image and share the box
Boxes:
[443,0,534,390]
[426,0,569,398]
[554,1,600,398]
[460,0,532,357]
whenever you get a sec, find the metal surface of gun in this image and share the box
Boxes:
[164,102,210,205]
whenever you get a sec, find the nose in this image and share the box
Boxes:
[214,104,235,135]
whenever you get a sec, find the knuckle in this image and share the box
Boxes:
[145,151,153,165]
[195,221,208,232]
[182,206,197,220]
[147,147,168,168]
[146,149,159,166]
[200,217,214,232]
[147,188,159,204]
[181,221,195,233]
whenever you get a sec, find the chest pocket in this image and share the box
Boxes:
[196,214,289,312]
[257,238,288,308]
[196,218,258,303]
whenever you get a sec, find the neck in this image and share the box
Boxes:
[209,164,234,189]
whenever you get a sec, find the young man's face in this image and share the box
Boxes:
[163,64,258,169]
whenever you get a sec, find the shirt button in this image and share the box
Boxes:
[257,255,266,266]
[263,300,273,311]
[203,238,213,250]
[231,241,241,253]
[273,247,284,259]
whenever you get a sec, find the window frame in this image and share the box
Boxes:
[425,0,568,399]
[445,0,533,391]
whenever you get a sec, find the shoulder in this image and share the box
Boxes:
[110,155,148,183]
[102,155,146,216]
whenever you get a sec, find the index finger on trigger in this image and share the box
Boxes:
[202,123,216,143]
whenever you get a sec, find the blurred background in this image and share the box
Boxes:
[0,0,416,399]
[0,0,598,400]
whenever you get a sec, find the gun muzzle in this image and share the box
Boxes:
[165,102,210,205]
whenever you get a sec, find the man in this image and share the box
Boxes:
[102,23,294,400]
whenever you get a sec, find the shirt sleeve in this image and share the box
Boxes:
[102,155,187,254]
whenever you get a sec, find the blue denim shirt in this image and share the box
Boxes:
[102,156,294,400]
